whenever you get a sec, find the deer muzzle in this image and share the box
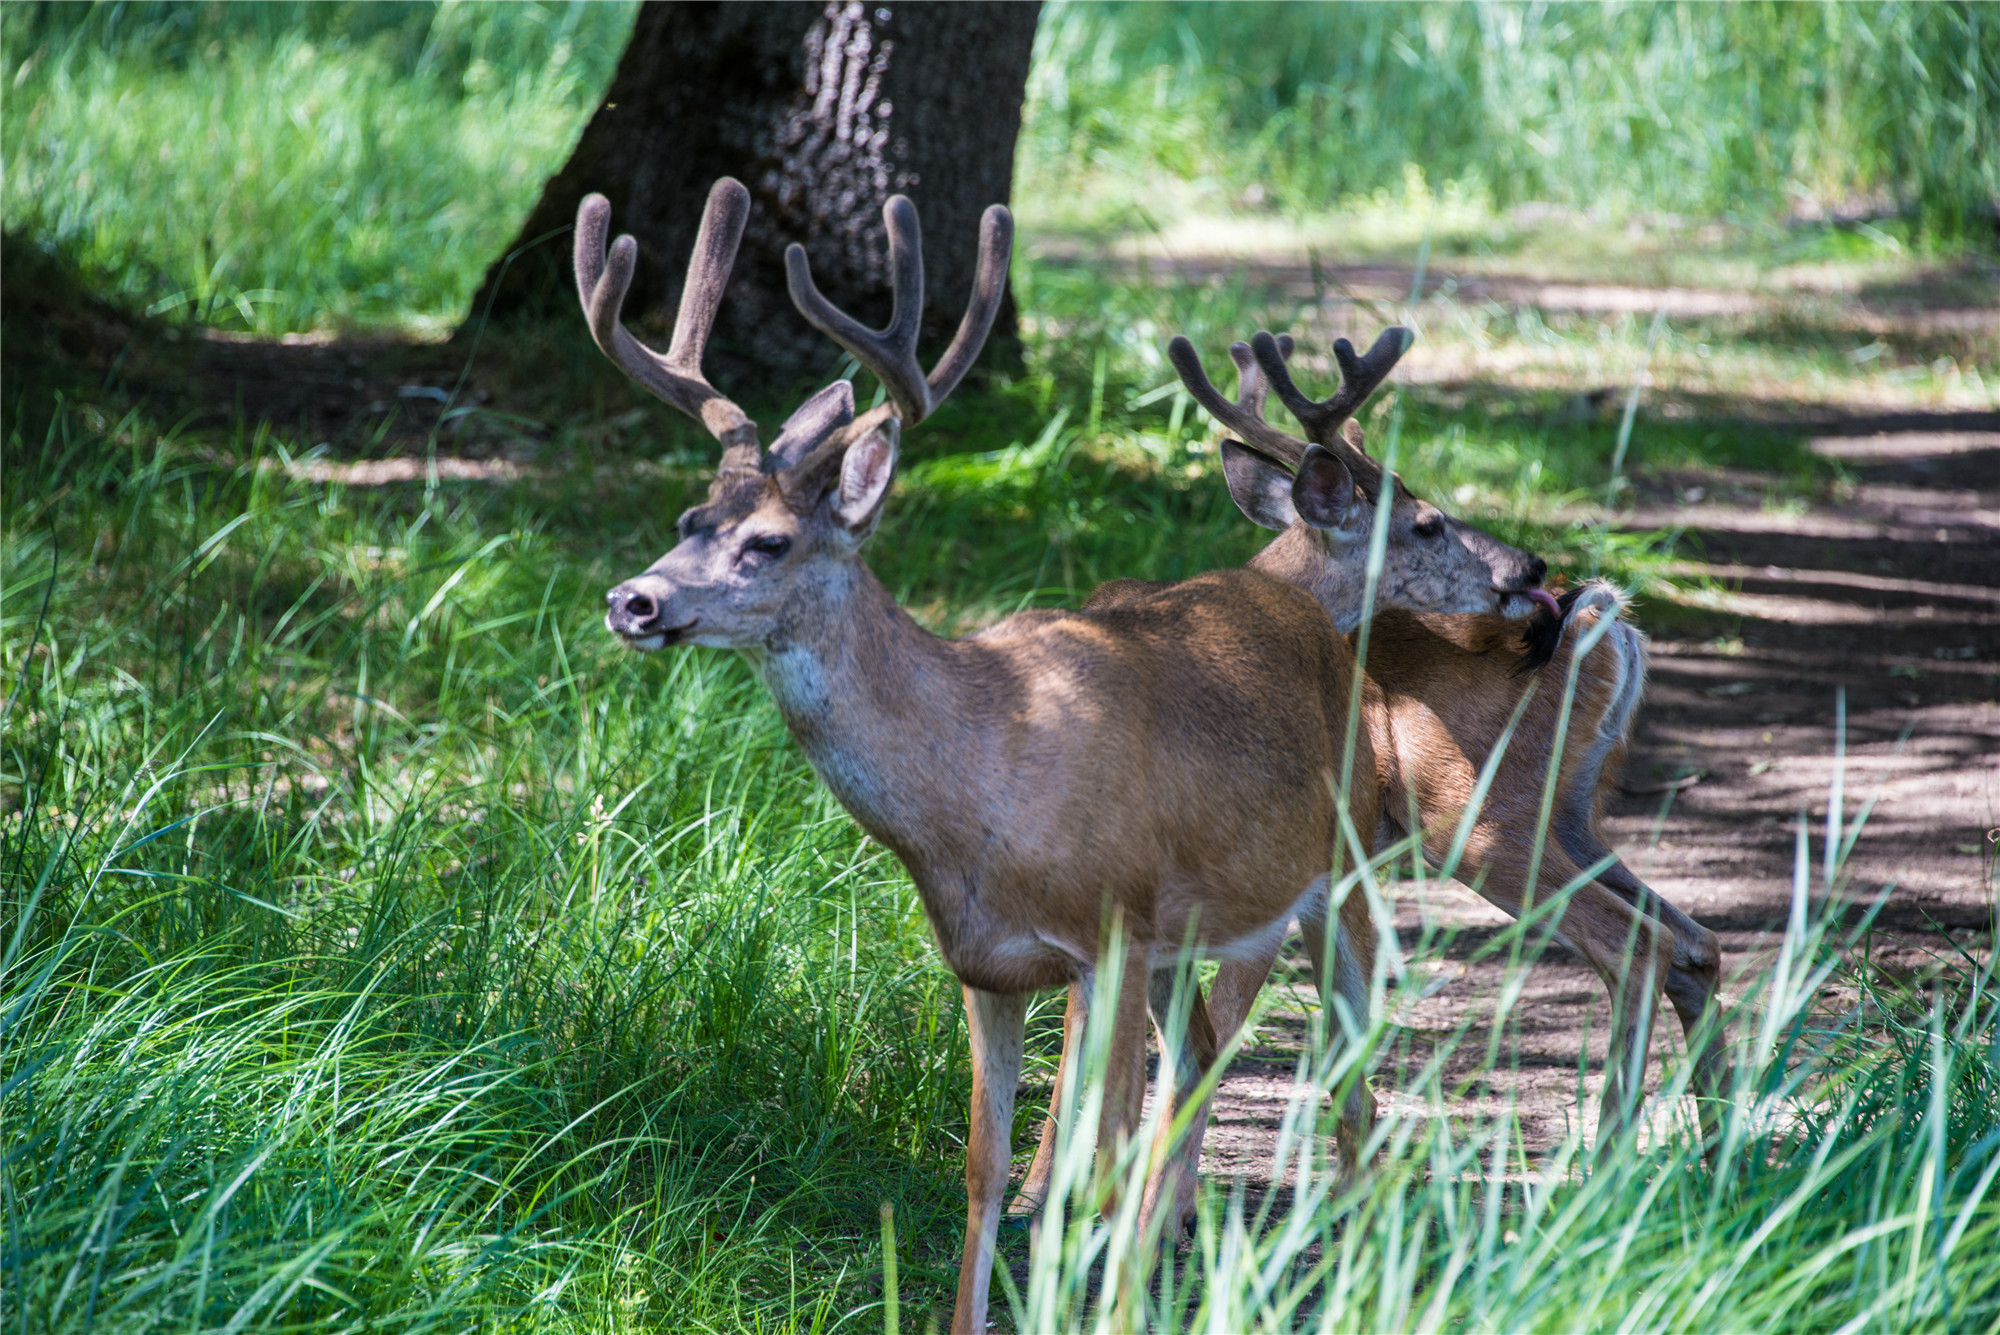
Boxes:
[1449,519,1554,619]
[1481,544,1554,619]
[605,576,697,651]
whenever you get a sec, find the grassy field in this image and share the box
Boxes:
[5,4,1999,1331]
[7,401,1997,1330]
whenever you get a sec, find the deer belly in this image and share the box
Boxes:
[914,878,1093,994]
[913,859,1317,994]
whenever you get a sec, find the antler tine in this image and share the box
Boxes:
[786,196,931,426]
[1167,335,1310,465]
[1226,333,1296,422]
[1250,326,1410,449]
[576,182,759,466]
[923,204,1013,411]
[786,198,1016,433]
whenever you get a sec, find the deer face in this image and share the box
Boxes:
[1221,439,1554,629]
[577,178,1009,658]
[604,479,812,651]
[1172,329,1559,627]
[605,384,898,651]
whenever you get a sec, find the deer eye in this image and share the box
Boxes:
[739,534,792,562]
[1413,512,1445,539]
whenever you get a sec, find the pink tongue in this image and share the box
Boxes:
[1528,588,1562,619]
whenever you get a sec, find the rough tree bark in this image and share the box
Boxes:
[466,0,1041,386]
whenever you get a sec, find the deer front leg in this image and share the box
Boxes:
[1010,981,1086,1217]
[954,986,1027,1335]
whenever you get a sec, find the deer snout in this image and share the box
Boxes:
[1475,536,1560,619]
[1516,556,1560,614]
[604,576,690,650]
[1495,552,1548,590]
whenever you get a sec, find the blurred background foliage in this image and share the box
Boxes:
[1022,1,2000,241]
[4,0,1995,338]
[3,0,641,333]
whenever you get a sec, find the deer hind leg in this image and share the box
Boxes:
[1454,835,1667,1141]
[1144,890,1377,1232]
[1298,886,1379,1182]
[1015,958,1231,1231]
[955,986,1028,1335]
[1138,957,1225,1236]
[1131,936,1288,1235]
[1593,856,1727,1139]
[1093,939,1157,1218]
[1535,852,1670,1141]
[1010,981,1086,1217]
[1552,583,1728,1132]
[1566,880,1669,1143]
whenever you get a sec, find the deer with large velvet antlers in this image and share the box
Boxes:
[1012,327,1726,1225]
[582,178,1387,1334]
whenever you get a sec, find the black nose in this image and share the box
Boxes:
[606,585,662,635]
[1527,556,1548,585]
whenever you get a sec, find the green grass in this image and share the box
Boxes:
[2,1,638,335]
[1019,0,2000,246]
[6,378,1998,1333]
[2,412,976,1330]
[5,5,1998,1330]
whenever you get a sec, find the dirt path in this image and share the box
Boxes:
[1189,410,1999,1186]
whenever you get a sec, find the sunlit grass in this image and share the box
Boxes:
[1,411,972,1330]
[1018,1,2000,248]
[2,1,638,335]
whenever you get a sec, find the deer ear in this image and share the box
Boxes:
[1339,418,1367,454]
[1219,440,1300,530]
[834,418,900,532]
[767,380,855,471]
[1293,444,1357,530]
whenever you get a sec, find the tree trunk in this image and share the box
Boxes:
[466,0,1040,388]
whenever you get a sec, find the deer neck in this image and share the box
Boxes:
[1250,525,1370,633]
[743,561,973,849]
